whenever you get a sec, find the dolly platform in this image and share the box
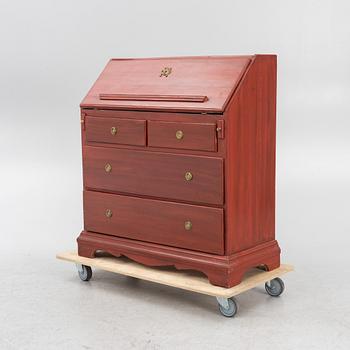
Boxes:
[57,251,293,317]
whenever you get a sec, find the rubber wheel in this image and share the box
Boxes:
[265,277,285,297]
[218,298,238,317]
[78,265,92,282]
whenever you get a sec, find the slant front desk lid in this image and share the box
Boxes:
[81,56,253,113]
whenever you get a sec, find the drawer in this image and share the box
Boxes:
[83,146,223,205]
[85,116,146,146]
[148,121,217,151]
[84,191,224,254]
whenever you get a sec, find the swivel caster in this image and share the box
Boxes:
[265,277,285,297]
[77,264,92,282]
[216,297,238,317]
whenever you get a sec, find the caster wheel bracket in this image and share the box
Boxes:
[76,264,84,274]
[216,296,230,310]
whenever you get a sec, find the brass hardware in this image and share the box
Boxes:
[185,172,193,181]
[184,221,192,230]
[160,67,172,78]
[176,130,184,140]
[217,119,225,139]
[111,126,117,135]
[105,209,113,218]
[80,113,86,130]
[105,163,112,173]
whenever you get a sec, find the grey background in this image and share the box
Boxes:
[0,1,349,349]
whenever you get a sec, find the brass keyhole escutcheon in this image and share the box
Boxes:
[160,67,172,78]
[185,171,193,181]
[111,126,117,135]
[105,209,113,218]
[184,221,192,230]
[105,163,112,173]
[176,130,184,140]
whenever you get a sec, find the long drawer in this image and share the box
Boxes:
[83,146,224,205]
[83,191,224,254]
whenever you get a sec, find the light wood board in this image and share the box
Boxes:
[57,251,294,298]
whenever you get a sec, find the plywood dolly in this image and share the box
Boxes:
[57,252,293,318]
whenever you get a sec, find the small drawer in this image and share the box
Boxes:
[148,121,217,151]
[84,191,224,254]
[85,116,146,146]
[83,146,224,205]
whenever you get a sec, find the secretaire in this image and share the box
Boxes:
[77,55,281,288]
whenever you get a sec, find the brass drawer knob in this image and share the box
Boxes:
[111,126,117,135]
[184,171,193,181]
[105,209,113,218]
[184,221,192,230]
[176,130,184,140]
[105,163,112,173]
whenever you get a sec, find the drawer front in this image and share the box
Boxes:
[84,191,224,254]
[83,146,223,205]
[148,121,217,151]
[85,116,146,146]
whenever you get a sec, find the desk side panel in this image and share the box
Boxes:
[225,55,277,254]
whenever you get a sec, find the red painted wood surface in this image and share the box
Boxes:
[82,110,226,158]
[77,54,281,288]
[83,191,224,254]
[225,55,277,254]
[78,231,280,287]
[148,120,217,152]
[81,56,252,112]
[85,116,146,146]
[99,93,208,103]
[83,146,224,205]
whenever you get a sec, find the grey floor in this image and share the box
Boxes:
[1,252,349,350]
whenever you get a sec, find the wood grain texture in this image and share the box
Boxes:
[225,55,278,254]
[77,54,282,288]
[83,146,224,205]
[81,109,226,158]
[148,120,217,152]
[77,231,281,287]
[99,93,208,103]
[83,190,224,254]
[85,116,146,146]
[57,251,293,298]
[81,56,252,112]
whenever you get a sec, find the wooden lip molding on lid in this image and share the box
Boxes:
[99,94,208,103]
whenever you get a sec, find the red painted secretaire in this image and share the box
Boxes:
[77,55,281,288]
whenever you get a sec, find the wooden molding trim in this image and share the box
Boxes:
[99,94,208,103]
[77,231,280,288]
